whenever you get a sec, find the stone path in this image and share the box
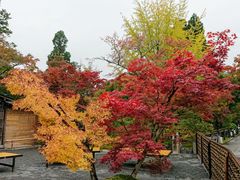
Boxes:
[223,135,240,158]
[0,148,208,180]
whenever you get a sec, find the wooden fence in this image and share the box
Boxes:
[196,132,240,180]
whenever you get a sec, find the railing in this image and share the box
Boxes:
[196,132,240,180]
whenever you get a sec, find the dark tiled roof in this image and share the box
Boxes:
[0,93,13,104]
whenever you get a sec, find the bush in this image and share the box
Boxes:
[105,174,137,180]
[143,157,172,174]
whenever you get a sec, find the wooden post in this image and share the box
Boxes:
[176,132,180,154]
[172,135,175,152]
[201,135,203,163]
[196,133,198,155]
[208,141,212,178]
[225,152,229,180]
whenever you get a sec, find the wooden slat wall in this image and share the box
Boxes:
[0,101,5,145]
[4,109,37,149]
[196,133,240,180]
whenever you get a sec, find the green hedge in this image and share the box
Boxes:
[105,174,137,180]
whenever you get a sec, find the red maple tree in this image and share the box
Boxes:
[42,63,104,109]
[99,30,236,177]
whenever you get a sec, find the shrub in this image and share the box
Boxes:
[105,174,137,180]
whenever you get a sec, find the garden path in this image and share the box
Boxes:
[0,148,208,180]
[223,135,240,158]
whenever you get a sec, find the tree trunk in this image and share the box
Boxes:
[131,157,145,178]
[89,162,98,180]
[90,167,98,180]
[89,152,98,180]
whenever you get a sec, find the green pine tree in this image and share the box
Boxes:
[0,9,12,37]
[184,13,207,58]
[47,30,71,67]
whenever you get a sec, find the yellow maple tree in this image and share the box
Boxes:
[1,69,112,180]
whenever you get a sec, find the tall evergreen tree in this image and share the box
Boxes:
[184,13,206,58]
[0,9,12,37]
[47,30,71,67]
[185,14,204,34]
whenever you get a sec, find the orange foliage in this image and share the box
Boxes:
[1,69,112,172]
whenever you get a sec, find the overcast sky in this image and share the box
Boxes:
[2,0,240,77]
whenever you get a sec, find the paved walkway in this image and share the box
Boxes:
[0,149,208,180]
[223,135,240,158]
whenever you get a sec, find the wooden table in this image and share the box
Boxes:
[122,148,172,158]
[92,147,101,153]
[147,150,172,157]
[0,152,23,172]
[92,147,101,158]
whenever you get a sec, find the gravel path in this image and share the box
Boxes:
[223,135,240,158]
[0,148,208,180]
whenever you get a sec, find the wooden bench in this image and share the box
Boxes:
[92,146,101,153]
[0,152,23,172]
[92,146,101,158]
[122,148,171,157]
[147,150,172,157]
[121,148,171,166]
[92,147,171,158]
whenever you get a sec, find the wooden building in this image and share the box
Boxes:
[0,94,38,149]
